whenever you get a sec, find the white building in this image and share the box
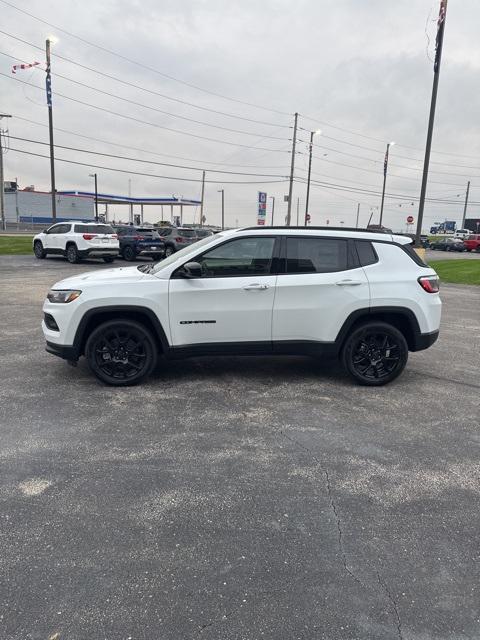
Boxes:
[4,185,94,225]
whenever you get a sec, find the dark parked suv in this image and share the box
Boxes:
[157,227,198,256]
[114,226,166,261]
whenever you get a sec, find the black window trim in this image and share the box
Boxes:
[171,234,282,279]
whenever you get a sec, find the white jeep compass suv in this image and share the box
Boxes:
[42,227,441,386]
[33,221,119,263]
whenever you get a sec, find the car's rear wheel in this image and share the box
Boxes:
[34,241,46,259]
[341,322,408,386]
[165,245,175,257]
[66,244,80,264]
[103,256,115,263]
[85,319,157,386]
[123,245,136,261]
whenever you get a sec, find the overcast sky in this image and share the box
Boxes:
[1,0,479,230]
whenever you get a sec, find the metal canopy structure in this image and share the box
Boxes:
[58,191,202,225]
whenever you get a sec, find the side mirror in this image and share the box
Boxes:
[182,261,202,278]
[43,228,48,233]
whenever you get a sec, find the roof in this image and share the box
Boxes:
[234,226,411,244]
[57,191,201,206]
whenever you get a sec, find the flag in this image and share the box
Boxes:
[11,61,41,74]
[45,70,52,107]
[434,0,447,73]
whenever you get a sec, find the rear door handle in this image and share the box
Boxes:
[335,279,363,286]
[243,283,270,290]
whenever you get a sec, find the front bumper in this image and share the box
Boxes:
[46,341,78,361]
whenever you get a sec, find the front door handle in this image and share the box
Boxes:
[243,283,270,290]
[335,279,363,286]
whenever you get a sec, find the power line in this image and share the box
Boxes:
[15,115,291,169]
[0,47,290,140]
[7,146,290,184]
[1,72,291,152]
[0,30,290,129]
[0,0,292,116]
[9,135,289,177]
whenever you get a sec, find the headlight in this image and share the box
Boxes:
[47,290,82,303]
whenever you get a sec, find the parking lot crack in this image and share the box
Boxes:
[376,571,403,640]
[281,431,367,589]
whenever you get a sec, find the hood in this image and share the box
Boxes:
[51,265,151,289]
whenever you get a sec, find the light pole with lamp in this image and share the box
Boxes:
[305,129,321,226]
[0,113,12,231]
[379,141,395,227]
[89,173,98,222]
[217,189,224,230]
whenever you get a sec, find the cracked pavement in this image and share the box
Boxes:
[0,255,479,640]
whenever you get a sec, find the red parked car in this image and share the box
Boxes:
[464,235,480,252]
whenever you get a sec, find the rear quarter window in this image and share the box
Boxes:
[355,240,378,266]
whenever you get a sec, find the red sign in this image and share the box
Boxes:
[257,219,265,226]
[407,215,414,224]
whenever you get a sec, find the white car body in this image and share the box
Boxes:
[42,227,442,385]
[33,221,119,262]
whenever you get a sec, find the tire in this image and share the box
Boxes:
[66,244,80,264]
[103,256,115,263]
[123,245,136,261]
[85,319,158,386]
[341,322,408,386]
[165,245,175,257]
[33,241,46,259]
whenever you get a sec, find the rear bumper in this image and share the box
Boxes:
[136,248,165,256]
[411,330,439,352]
[46,341,78,361]
[79,247,118,257]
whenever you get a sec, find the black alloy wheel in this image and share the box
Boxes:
[66,244,80,264]
[341,322,408,386]
[34,241,46,259]
[165,245,175,257]
[85,319,157,386]
[123,245,136,261]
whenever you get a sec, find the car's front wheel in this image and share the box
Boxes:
[85,319,158,386]
[33,241,46,259]
[341,322,408,386]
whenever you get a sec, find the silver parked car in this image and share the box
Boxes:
[156,227,198,256]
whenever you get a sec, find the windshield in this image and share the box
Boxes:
[151,233,223,273]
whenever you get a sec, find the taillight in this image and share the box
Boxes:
[133,235,144,240]
[418,275,439,293]
[112,234,118,239]
[83,234,97,240]
[176,237,185,243]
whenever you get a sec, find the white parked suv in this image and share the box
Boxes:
[33,221,119,264]
[41,227,441,386]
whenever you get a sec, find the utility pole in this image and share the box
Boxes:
[286,112,298,226]
[46,39,57,222]
[269,196,275,226]
[461,180,470,229]
[89,173,98,222]
[355,203,360,228]
[200,170,206,227]
[0,114,12,232]
[304,130,321,225]
[296,197,300,225]
[415,0,448,246]
[379,142,394,227]
[217,189,224,230]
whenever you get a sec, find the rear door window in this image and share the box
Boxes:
[286,237,349,273]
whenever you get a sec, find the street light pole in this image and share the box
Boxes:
[89,173,98,221]
[217,189,224,230]
[0,114,12,232]
[461,180,470,229]
[355,203,360,229]
[46,38,57,222]
[269,196,275,226]
[200,170,206,227]
[304,130,321,226]
[379,141,394,227]
[415,0,448,246]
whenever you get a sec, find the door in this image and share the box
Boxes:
[54,224,72,252]
[44,223,65,251]
[169,236,278,346]
[272,236,369,344]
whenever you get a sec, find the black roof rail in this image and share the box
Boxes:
[240,226,393,234]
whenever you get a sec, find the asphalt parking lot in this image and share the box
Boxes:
[1,255,479,640]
